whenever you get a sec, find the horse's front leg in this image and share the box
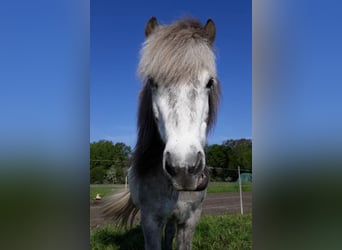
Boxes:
[164,221,176,250]
[176,208,202,250]
[141,211,163,250]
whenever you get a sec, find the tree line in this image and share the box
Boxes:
[90,138,252,184]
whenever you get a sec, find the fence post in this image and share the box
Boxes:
[238,166,244,214]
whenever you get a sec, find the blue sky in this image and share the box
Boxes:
[91,0,251,147]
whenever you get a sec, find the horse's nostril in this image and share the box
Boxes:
[165,152,177,177]
[188,152,203,174]
[196,151,202,166]
[164,151,204,176]
[188,166,196,174]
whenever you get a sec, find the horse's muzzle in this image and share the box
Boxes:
[163,151,209,191]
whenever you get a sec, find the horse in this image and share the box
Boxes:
[103,17,221,250]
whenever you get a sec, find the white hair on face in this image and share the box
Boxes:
[138,19,217,85]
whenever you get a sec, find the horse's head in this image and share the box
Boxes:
[138,17,220,191]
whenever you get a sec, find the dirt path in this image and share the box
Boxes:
[90,192,252,229]
[202,192,252,215]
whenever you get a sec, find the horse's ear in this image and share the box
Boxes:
[204,19,216,45]
[145,17,158,37]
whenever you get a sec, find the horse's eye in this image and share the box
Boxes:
[206,78,214,89]
[148,78,158,90]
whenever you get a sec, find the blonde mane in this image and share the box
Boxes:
[138,18,217,85]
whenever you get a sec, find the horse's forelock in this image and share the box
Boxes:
[138,18,217,85]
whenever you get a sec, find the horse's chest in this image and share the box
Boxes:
[130,170,206,222]
[172,191,205,222]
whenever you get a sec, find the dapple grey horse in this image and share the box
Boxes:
[103,17,221,250]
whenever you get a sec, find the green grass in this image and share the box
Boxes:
[91,225,144,250]
[193,214,252,250]
[207,182,252,193]
[90,214,252,250]
[90,182,252,202]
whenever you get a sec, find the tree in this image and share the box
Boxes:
[223,138,252,171]
[206,144,229,168]
[205,144,230,181]
[206,138,252,181]
[105,165,127,184]
[90,140,131,184]
[90,166,106,184]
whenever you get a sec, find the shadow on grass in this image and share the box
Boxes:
[91,225,144,250]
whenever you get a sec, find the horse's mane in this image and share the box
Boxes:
[133,79,165,176]
[138,18,217,85]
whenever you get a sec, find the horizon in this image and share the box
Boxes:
[90,137,253,149]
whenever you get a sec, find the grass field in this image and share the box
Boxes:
[207,182,252,193]
[91,214,252,250]
[90,182,252,202]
